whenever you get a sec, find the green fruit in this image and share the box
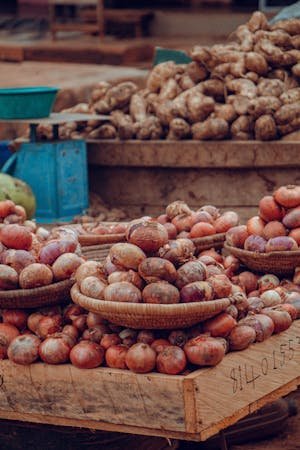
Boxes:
[0,174,36,218]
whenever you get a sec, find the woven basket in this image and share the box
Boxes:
[81,243,115,263]
[192,233,226,253]
[0,279,74,309]
[71,283,230,329]
[78,233,126,246]
[224,242,300,276]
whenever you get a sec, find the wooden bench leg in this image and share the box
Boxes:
[49,4,56,41]
[96,0,105,38]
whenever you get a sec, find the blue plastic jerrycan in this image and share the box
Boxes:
[2,139,89,223]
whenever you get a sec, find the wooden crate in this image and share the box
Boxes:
[0,321,299,442]
[87,140,300,222]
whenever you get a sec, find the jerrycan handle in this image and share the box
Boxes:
[1,152,17,175]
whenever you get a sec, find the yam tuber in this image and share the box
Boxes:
[186,93,215,123]
[280,88,300,105]
[199,79,225,100]
[247,11,269,33]
[147,62,182,92]
[192,118,229,140]
[254,30,292,49]
[231,116,254,140]
[87,124,117,140]
[274,103,300,124]
[106,82,138,110]
[212,104,237,123]
[244,52,268,75]
[248,96,281,118]
[271,19,300,36]
[227,95,251,116]
[159,78,181,100]
[281,130,300,141]
[177,73,196,91]
[226,78,257,99]
[235,25,254,52]
[292,63,300,77]
[186,61,208,83]
[135,116,164,140]
[111,110,136,140]
[167,118,191,140]
[257,78,285,97]
[155,101,176,126]
[90,81,111,104]
[129,94,148,122]
[278,117,300,135]
[254,115,277,140]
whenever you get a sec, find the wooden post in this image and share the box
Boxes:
[49,3,57,41]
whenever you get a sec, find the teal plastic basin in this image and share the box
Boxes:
[0,86,58,120]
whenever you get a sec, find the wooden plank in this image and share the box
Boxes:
[0,45,24,62]
[0,363,186,433]
[0,323,299,441]
[87,140,300,169]
[190,320,300,440]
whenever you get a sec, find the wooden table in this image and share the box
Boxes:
[0,321,299,442]
[87,140,300,222]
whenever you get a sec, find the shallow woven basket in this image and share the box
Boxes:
[71,283,230,330]
[78,233,126,247]
[192,233,226,253]
[81,243,115,263]
[0,279,74,309]
[224,242,300,276]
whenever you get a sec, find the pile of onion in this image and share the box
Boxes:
[225,185,300,253]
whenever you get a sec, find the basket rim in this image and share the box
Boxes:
[224,242,300,259]
[78,233,126,245]
[71,283,230,315]
[0,279,74,300]
[191,233,226,244]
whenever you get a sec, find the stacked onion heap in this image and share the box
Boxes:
[226,185,300,253]
[0,199,84,291]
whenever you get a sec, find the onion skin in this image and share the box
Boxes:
[184,335,225,366]
[180,281,214,303]
[259,196,283,222]
[39,239,77,265]
[108,270,144,289]
[0,224,32,250]
[35,314,62,339]
[137,330,155,345]
[75,261,106,286]
[208,274,232,298]
[203,313,237,338]
[239,314,274,342]
[274,303,298,321]
[166,201,192,220]
[286,298,300,318]
[199,205,220,220]
[247,297,264,314]
[157,214,169,224]
[104,281,142,303]
[228,325,256,351]
[215,211,239,233]
[289,228,300,245]
[263,221,286,240]
[142,282,180,304]
[274,185,300,208]
[236,271,258,294]
[80,276,107,299]
[138,257,177,284]
[246,216,265,237]
[262,308,292,333]
[199,248,223,264]
[244,235,267,253]
[158,238,195,266]
[190,222,216,238]
[105,344,128,369]
[225,304,239,319]
[2,310,28,331]
[156,346,187,375]
[2,250,35,274]
[7,334,41,365]
[163,222,177,239]
[39,335,71,364]
[52,253,84,281]
[0,323,20,359]
[151,339,171,353]
[260,290,282,307]
[172,214,194,233]
[19,263,53,289]
[265,236,298,252]
[258,274,280,293]
[70,341,104,369]
[126,220,168,253]
[0,200,16,218]
[125,343,156,373]
[100,334,121,350]
[0,264,19,290]
[176,260,207,289]
[230,292,249,319]
[168,330,188,348]
[191,211,214,225]
[283,207,300,229]
[109,243,146,270]
[226,225,248,249]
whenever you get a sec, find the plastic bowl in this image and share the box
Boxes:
[0,86,58,120]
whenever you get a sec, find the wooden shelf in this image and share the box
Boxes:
[0,321,299,442]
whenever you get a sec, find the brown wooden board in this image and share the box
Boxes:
[0,321,299,442]
[87,140,300,222]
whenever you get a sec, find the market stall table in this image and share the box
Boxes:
[0,321,299,443]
